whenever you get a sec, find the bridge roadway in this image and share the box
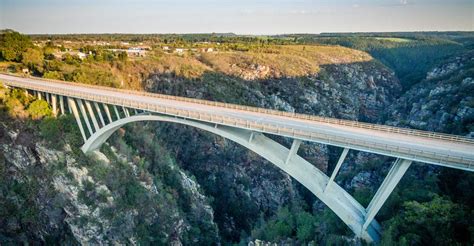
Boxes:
[1,73,473,171]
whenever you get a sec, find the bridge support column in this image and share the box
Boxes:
[93,102,106,127]
[285,139,302,165]
[85,101,100,132]
[46,93,50,104]
[38,92,42,100]
[363,158,412,230]
[122,107,130,117]
[103,104,113,123]
[59,96,65,115]
[113,106,121,120]
[76,99,94,136]
[249,131,255,143]
[51,94,57,117]
[325,148,349,192]
[68,98,87,142]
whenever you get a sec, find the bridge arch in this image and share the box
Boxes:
[82,114,382,242]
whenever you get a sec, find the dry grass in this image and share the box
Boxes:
[197,45,373,79]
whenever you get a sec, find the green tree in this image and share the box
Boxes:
[295,211,316,242]
[381,196,473,245]
[0,29,32,61]
[71,67,120,87]
[27,100,52,120]
[22,48,44,74]
[43,71,63,80]
[118,51,128,61]
[39,117,64,149]
[251,206,319,243]
[62,53,81,65]
[3,88,32,119]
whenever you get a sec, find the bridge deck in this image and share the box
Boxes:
[1,73,473,171]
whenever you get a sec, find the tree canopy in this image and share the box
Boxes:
[0,30,33,62]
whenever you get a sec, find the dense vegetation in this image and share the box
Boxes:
[1,30,474,245]
[284,34,469,89]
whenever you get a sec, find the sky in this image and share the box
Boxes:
[0,0,472,34]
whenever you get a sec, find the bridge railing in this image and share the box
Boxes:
[2,73,474,147]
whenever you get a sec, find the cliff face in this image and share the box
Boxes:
[0,113,219,244]
[387,51,474,136]
[0,123,76,244]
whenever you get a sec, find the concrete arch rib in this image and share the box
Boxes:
[81,114,382,242]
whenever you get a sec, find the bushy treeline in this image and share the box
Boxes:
[286,34,469,89]
[0,30,125,88]
[28,32,296,45]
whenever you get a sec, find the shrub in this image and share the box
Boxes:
[21,48,44,74]
[71,67,120,87]
[39,117,63,149]
[43,71,63,80]
[5,97,28,118]
[381,196,473,245]
[27,100,52,120]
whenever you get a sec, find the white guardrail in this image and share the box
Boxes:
[1,73,473,169]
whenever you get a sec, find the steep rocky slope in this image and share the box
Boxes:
[387,51,474,136]
[0,109,219,244]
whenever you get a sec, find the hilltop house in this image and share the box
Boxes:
[175,48,188,53]
[53,51,87,60]
[106,48,148,57]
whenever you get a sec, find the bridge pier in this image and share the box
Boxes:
[325,148,349,192]
[103,104,113,123]
[77,99,94,136]
[59,96,65,115]
[363,158,412,230]
[285,139,302,165]
[113,105,121,120]
[85,101,100,132]
[68,98,87,142]
[51,94,57,117]
[122,106,130,117]
[93,102,106,127]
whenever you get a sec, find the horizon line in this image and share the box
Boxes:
[8,30,474,36]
